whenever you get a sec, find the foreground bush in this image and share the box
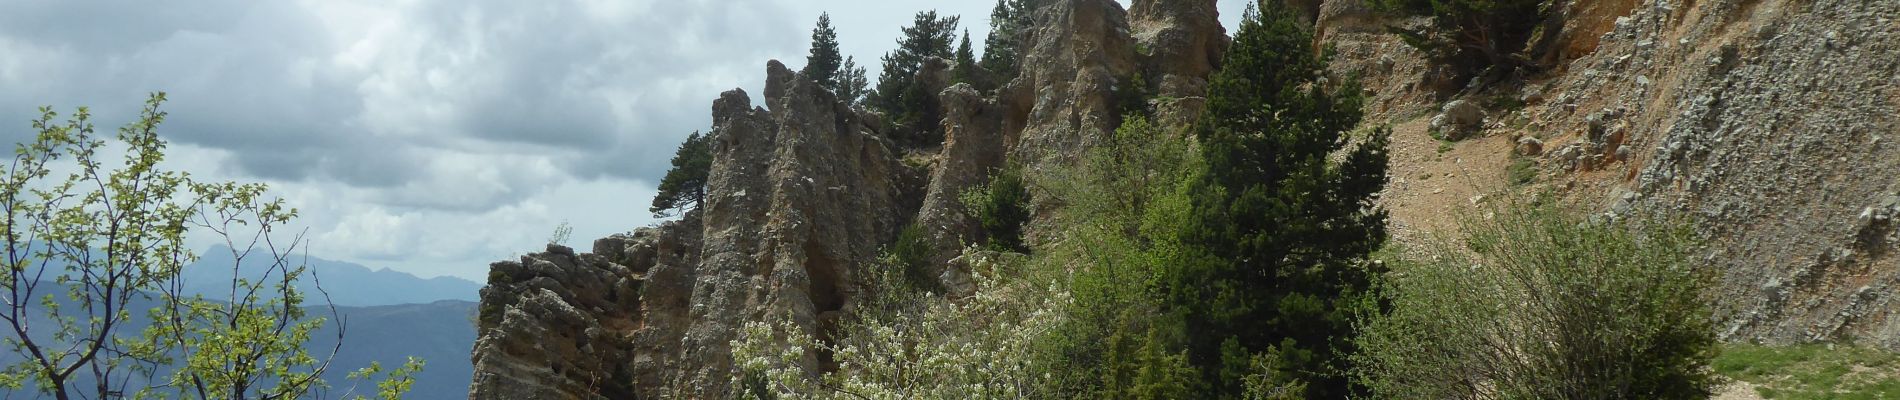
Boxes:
[1354,200,1719,399]
[730,248,1069,399]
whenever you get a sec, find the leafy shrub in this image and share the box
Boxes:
[730,247,1069,399]
[883,223,941,294]
[1024,114,1206,396]
[960,165,1032,253]
[1354,199,1719,399]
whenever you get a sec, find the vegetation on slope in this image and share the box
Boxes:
[1715,343,1900,400]
[1354,199,1719,399]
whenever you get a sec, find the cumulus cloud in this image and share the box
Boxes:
[0,0,1245,280]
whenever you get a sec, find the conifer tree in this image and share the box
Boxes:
[837,56,870,106]
[980,0,1034,86]
[803,13,844,92]
[650,131,714,218]
[951,30,980,86]
[870,10,959,146]
[1373,0,1555,82]
[1169,3,1390,398]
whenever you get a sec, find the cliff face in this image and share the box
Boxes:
[672,61,912,396]
[468,218,697,400]
[467,1,1222,398]
[1554,0,1900,346]
[1319,0,1900,349]
[471,0,1900,397]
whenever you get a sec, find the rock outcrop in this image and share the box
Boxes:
[1575,0,1900,346]
[467,243,638,400]
[470,1,1233,397]
[673,67,909,396]
[911,0,1230,263]
[468,216,699,399]
[1324,0,1900,349]
[915,84,1009,267]
[1004,0,1143,170]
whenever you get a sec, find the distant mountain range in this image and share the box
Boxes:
[184,245,483,307]
[0,246,481,399]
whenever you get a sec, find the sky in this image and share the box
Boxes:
[0,0,1246,281]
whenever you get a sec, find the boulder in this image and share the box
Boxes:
[1430,99,1486,140]
[1517,136,1545,156]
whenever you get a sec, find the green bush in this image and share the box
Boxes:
[730,247,1070,400]
[1021,114,1206,397]
[960,165,1032,253]
[883,223,941,294]
[1354,199,1719,399]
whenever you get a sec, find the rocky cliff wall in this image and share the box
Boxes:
[1556,0,1900,346]
[1320,0,1900,348]
[468,1,1224,398]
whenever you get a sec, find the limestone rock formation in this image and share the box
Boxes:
[1004,0,1142,170]
[470,2,1232,397]
[673,64,909,396]
[468,237,659,399]
[1581,0,1900,347]
[915,84,1008,267]
[1130,0,1227,100]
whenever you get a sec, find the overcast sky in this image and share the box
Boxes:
[0,0,1246,281]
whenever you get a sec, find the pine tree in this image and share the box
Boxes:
[980,0,1032,86]
[650,131,714,218]
[870,10,960,146]
[803,13,844,92]
[1373,0,1554,83]
[837,56,870,106]
[1169,3,1390,398]
[951,30,980,86]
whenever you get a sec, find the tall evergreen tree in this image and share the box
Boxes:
[803,13,844,92]
[980,0,1031,86]
[870,10,960,146]
[1169,3,1390,398]
[951,30,980,86]
[650,131,714,218]
[837,56,870,106]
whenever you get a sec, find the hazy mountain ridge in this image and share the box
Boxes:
[186,245,482,307]
[0,293,475,400]
[0,245,479,399]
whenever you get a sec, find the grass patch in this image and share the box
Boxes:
[1487,93,1526,113]
[1715,343,1900,399]
[1429,129,1455,154]
[1506,157,1537,185]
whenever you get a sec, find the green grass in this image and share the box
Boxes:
[1487,93,1526,113]
[1507,157,1537,185]
[1429,129,1455,154]
[1715,343,1900,399]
